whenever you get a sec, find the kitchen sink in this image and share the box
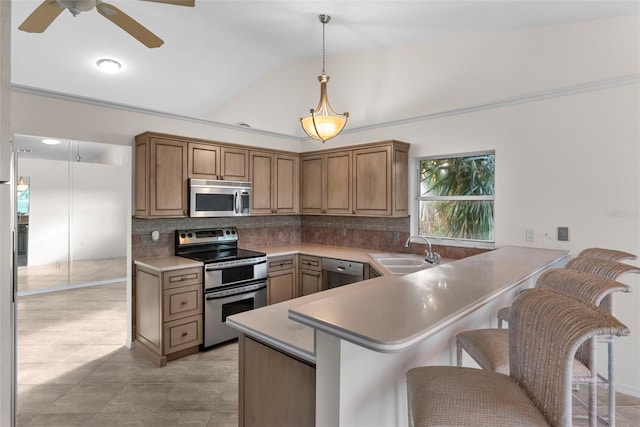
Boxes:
[373,257,427,267]
[369,253,438,275]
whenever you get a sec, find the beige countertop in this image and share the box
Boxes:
[228,246,568,361]
[133,256,203,272]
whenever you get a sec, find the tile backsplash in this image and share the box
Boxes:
[132,215,487,260]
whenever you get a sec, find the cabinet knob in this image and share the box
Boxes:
[352,209,356,214]
[181,300,188,305]
[181,332,188,337]
[279,262,284,266]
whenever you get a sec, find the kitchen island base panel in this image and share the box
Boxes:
[314,275,537,427]
[238,334,316,427]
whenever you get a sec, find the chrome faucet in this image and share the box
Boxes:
[405,235,441,266]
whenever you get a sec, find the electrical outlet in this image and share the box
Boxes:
[525,228,535,242]
[557,227,569,241]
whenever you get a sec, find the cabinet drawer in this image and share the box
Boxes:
[268,255,297,272]
[299,255,321,272]
[163,267,202,290]
[163,284,202,322]
[163,315,202,354]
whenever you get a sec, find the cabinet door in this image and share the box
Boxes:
[275,154,299,214]
[299,269,322,296]
[221,147,250,181]
[268,269,296,304]
[149,138,188,217]
[353,145,392,216]
[325,151,352,215]
[188,142,220,179]
[250,151,275,215]
[300,155,324,214]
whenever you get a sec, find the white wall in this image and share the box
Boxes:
[18,157,129,265]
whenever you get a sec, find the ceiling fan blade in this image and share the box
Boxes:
[18,0,65,33]
[96,3,164,48]
[141,0,195,7]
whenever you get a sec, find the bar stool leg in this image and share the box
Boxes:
[608,339,615,427]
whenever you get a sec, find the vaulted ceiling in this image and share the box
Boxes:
[11,0,640,140]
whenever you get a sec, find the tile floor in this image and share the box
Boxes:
[15,282,640,426]
[16,282,237,427]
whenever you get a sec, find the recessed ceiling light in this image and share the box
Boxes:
[96,58,122,74]
[42,138,61,145]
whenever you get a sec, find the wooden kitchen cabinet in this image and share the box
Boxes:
[135,134,188,218]
[135,265,203,367]
[250,150,299,215]
[188,142,248,181]
[299,255,322,296]
[267,255,297,304]
[300,140,409,217]
[352,141,409,216]
[188,142,220,179]
[300,151,351,215]
[239,334,315,427]
[221,146,249,181]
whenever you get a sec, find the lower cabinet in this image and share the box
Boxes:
[267,255,297,304]
[299,255,322,296]
[135,265,203,367]
[239,334,315,427]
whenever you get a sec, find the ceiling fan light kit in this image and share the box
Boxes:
[300,14,349,143]
[18,0,195,48]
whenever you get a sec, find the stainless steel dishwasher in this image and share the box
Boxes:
[322,257,364,290]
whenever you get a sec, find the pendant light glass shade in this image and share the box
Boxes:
[300,15,349,143]
[16,177,29,192]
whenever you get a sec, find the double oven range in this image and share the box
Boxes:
[175,227,267,348]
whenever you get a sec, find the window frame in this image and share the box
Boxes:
[413,150,496,249]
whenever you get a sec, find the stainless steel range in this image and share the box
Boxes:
[175,227,267,348]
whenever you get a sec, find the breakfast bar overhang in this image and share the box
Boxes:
[229,246,569,427]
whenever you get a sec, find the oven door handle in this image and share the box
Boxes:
[205,283,266,300]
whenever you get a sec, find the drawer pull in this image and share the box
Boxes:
[181,300,188,305]
[181,332,188,337]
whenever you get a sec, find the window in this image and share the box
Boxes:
[416,152,495,245]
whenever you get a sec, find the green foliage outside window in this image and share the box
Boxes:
[418,153,495,242]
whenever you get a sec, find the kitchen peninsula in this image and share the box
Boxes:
[227,246,568,427]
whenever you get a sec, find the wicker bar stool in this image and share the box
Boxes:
[408,288,629,427]
[456,269,631,427]
[578,247,637,261]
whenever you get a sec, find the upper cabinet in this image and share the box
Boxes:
[220,147,249,182]
[188,142,220,180]
[250,150,299,215]
[135,131,409,219]
[188,142,249,181]
[300,140,409,217]
[300,151,352,215]
[135,133,188,218]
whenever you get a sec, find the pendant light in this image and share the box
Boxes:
[16,177,29,192]
[300,14,349,143]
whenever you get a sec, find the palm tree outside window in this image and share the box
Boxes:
[417,152,495,244]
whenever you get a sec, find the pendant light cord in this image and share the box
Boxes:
[321,18,326,75]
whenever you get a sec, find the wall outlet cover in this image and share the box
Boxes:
[558,226,569,241]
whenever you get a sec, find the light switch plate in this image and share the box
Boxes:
[525,228,535,242]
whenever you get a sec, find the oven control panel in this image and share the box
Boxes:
[176,227,238,246]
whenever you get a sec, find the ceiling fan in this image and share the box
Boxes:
[18,0,195,48]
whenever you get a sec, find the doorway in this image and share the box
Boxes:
[14,135,130,295]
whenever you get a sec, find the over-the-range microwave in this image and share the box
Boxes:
[189,179,251,217]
